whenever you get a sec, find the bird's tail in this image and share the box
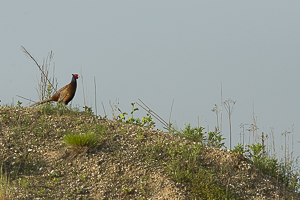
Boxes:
[30,98,52,107]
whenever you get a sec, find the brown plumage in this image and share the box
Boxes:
[30,74,79,108]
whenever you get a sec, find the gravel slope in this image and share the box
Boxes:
[0,106,296,199]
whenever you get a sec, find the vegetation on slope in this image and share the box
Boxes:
[0,104,299,199]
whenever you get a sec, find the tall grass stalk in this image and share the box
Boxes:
[94,76,97,116]
[223,98,236,150]
[0,165,11,200]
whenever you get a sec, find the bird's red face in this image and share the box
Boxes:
[72,74,79,79]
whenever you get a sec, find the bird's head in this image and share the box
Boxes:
[72,74,79,79]
[71,74,79,82]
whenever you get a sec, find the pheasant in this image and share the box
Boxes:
[30,74,79,108]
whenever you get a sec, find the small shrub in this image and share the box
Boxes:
[117,103,155,128]
[206,130,226,148]
[248,143,264,166]
[83,106,93,115]
[179,124,205,142]
[232,142,300,192]
[232,143,246,156]
[178,124,226,148]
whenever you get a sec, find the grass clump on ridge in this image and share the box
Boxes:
[63,132,99,152]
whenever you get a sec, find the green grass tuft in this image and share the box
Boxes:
[63,132,99,150]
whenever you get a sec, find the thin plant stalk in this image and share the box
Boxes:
[21,46,57,94]
[94,76,97,116]
[168,99,174,130]
[223,98,236,150]
[101,102,107,117]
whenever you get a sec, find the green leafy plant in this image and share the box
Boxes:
[232,143,246,156]
[1,114,8,122]
[248,143,264,166]
[178,124,226,148]
[116,109,128,122]
[246,143,280,179]
[289,172,300,195]
[17,101,22,107]
[233,142,297,188]
[83,106,93,115]
[179,124,205,142]
[137,129,144,141]
[117,103,155,128]
[141,113,155,128]
[206,130,226,148]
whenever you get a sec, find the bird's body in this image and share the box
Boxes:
[30,74,79,108]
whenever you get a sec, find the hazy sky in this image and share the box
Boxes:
[1,1,300,162]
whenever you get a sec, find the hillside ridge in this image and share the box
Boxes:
[0,106,296,199]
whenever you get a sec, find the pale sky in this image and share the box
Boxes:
[1,1,300,162]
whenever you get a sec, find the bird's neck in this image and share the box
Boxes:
[71,77,77,83]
